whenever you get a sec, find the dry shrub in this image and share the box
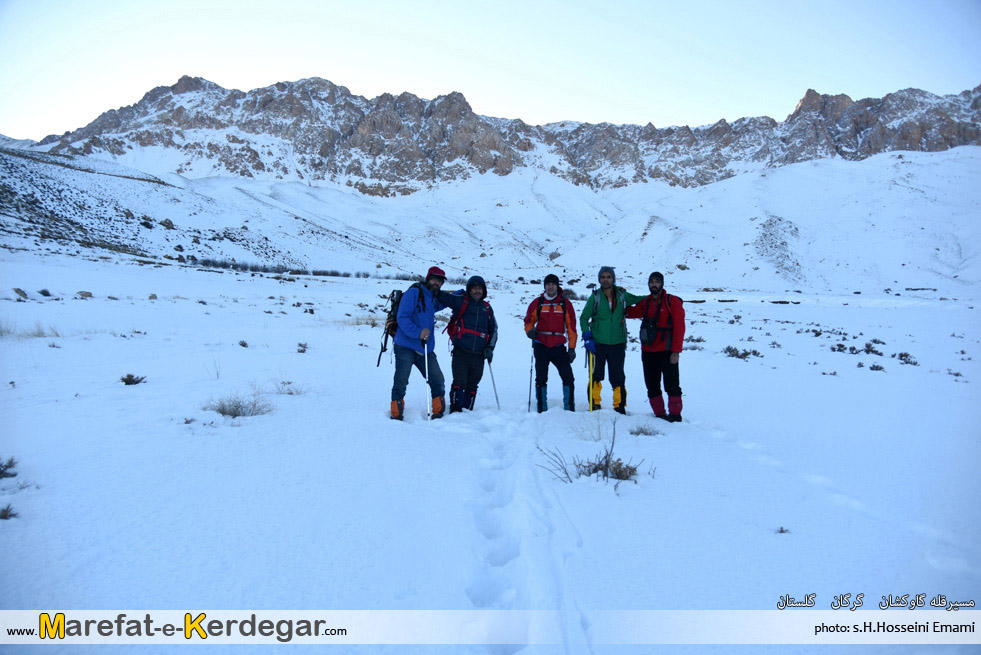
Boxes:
[204,392,272,418]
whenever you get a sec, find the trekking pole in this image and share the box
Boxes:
[527,347,534,412]
[422,338,432,425]
[488,361,501,410]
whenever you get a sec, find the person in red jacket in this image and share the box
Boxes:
[524,274,578,412]
[625,271,686,422]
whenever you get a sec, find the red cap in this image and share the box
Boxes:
[426,266,446,281]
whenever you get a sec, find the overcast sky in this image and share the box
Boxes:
[1,0,979,141]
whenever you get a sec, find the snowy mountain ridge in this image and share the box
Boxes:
[2,141,979,298]
[20,76,981,193]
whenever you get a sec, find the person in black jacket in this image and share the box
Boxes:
[439,276,498,413]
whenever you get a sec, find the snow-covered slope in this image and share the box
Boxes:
[3,144,980,297]
[0,134,37,150]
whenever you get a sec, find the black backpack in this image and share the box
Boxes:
[384,283,429,336]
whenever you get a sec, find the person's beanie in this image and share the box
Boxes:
[649,271,664,284]
[598,266,616,283]
[425,266,446,282]
[544,273,560,287]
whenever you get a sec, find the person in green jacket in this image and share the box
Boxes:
[579,266,645,413]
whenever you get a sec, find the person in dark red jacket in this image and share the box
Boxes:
[524,274,578,412]
[625,271,686,422]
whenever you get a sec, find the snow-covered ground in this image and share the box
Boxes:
[1,246,978,653]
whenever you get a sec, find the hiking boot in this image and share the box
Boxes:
[390,399,404,421]
[563,385,574,411]
[536,385,547,413]
[432,396,445,419]
[668,414,683,423]
[449,385,464,413]
[613,386,627,415]
[667,396,683,423]
[466,390,477,411]
[590,381,602,410]
[649,396,667,419]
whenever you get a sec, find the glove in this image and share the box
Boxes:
[526,328,537,340]
[484,347,494,363]
[582,331,596,355]
[568,348,577,363]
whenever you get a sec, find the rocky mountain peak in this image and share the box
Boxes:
[172,75,216,95]
[28,76,981,191]
[789,89,854,123]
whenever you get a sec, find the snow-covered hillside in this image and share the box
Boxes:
[3,145,980,297]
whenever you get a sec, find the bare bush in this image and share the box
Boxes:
[537,420,643,487]
[204,392,272,418]
[120,374,146,385]
[536,445,574,484]
[863,342,884,356]
[629,424,660,437]
[0,457,17,480]
[338,315,378,327]
[894,352,919,366]
[723,345,762,360]
[273,380,307,396]
[25,321,47,338]
[571,419,607,442]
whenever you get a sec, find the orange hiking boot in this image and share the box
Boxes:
[431,395,445,419]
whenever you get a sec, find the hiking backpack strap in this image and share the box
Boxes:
[457,299,491,339]
[446,296,491,340]
[443,294,469,336]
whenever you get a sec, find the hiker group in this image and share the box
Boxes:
[383,265,686,423]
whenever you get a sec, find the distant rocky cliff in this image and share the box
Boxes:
[34,76,981,193]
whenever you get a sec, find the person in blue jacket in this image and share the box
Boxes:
[391,266,450,420]
[438,275,498,413]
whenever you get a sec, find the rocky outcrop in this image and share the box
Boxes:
[34,76,981,191]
